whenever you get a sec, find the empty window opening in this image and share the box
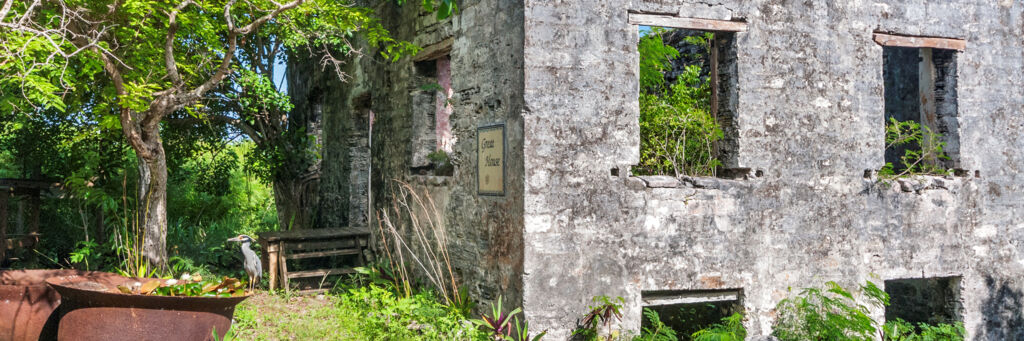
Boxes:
[410,55,454,176]
[885,277,963,326]
[630,17,743,178]
[641,289,743,339]
[882,45,960,174]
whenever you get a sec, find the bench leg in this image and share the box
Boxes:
[279,245,289,293]
[267,243,279,291]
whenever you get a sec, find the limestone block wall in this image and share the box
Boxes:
[521,0,1024,339]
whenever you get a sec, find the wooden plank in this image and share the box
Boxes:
[267,241,279,291]
[286,239,361,252]
[628,14,747,32]
[643,290,741,306]
[873,33,966,51]
[279,244,289,293]
[4,234,38,250]
[27,194,38,234]
[285,249,361,260]
[414,37,453,62]
[260,227,370,242]
[286,268,356,279]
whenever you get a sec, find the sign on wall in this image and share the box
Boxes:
[477,124,505,196]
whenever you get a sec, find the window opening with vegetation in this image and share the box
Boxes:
[634,26,738,177]
[640,289,744,340]
[885,277,963,327]
[410,55,454,176]
[881,45,960,177]
[772,280,965,341]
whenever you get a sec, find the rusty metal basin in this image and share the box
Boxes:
[46,275,248,341]
[0,269,124,341]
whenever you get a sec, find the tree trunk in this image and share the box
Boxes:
[273,176,318,230]
[136,138,169,270]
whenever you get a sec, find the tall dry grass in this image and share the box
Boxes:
[375,180,465,308]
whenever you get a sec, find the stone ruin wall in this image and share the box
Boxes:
[315,0,528,311]
[312,0,1024,339]
[520,0,1024,339]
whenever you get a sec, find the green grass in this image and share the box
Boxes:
[231,293,358,340]
[229,285,481,340]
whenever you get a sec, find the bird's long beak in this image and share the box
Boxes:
[227,236,240,242]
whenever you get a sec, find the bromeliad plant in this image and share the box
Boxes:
[472,296,546,341]
[473,296,520,340]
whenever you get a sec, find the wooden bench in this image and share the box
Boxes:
[258,227,370,293]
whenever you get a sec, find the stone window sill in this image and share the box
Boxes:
[629,172,762,190]
[865,172,975,194]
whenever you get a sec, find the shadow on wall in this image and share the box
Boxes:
[978,276,1024,340]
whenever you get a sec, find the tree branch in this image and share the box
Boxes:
[189,0,303,103]
[92,46,153,160]
[164,1,194,87]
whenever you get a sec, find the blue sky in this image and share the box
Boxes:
[273,60,288,93]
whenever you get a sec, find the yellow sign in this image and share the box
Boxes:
[477,124,505,196]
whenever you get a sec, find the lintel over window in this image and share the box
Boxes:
[873,33,966,51]
[414,37,454,62]
[627,14,747,32]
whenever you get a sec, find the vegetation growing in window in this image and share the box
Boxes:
[427,150,454,176]
[773,280,965,341]
[883,318,965,341]
[635,29,722,177]
[880,118,950,178]
[690,312,746,341]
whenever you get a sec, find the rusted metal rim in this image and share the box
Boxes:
[45,275,249,313]
[46,274,249,341]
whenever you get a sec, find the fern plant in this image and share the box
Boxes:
[882,318,965,341]
[772,281,888,341]
[880,118,950,177]
[691,313,746,341]
[634,308,678,341]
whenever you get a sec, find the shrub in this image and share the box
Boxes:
[635,29,722,177]
[772,281,888,341]
[773,280,965,341]
[880,118,950,177]
[691,313,746,341]
[883,318,965,341]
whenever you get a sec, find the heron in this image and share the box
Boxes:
[227,234,262,292]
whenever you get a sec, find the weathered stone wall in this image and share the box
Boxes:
[521,0,1023,339]
[289,50,369,229]
[317,0,527,309]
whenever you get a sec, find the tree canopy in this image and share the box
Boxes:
[0,0,435,268]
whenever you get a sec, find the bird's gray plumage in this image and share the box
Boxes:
[229,235,262,289]
[239,239,262,280]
